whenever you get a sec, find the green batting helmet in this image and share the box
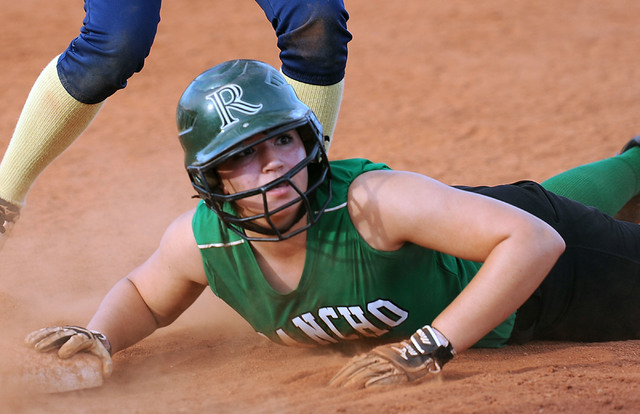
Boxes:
[176,59,331,241]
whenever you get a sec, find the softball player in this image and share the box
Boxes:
[0,0,351,248]
[26,60,640,388]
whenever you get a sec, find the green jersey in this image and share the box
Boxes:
[192,158,514,348]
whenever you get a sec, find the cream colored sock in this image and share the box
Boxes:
[0,56,104,207]
[281,73,344,153]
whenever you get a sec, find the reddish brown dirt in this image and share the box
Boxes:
[2,1,640,412]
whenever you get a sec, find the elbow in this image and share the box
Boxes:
[546,223,565,256]
[552,231,566,257]
[535,222,566,266]
[125,278,164,329]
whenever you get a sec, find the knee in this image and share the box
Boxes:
[57,16,159,103]
[274,0,352,85]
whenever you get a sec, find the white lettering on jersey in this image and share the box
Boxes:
[368,299,409,327]
[207,84,263,129]
[292,313,339,345]
[337,306,389,337]
[318,308,358,340]
[272,299,410,346]
[274,329,314,347]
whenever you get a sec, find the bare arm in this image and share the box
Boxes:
[87,209,208,354]
[348,170,565,352]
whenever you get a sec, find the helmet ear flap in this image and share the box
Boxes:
[295,115,326,163]
[204,169,222,193]
[189,167,224,200]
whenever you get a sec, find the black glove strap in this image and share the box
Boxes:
[410,325,455,370]
[431,343,455,369]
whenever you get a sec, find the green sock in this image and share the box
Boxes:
[541,147,640,216]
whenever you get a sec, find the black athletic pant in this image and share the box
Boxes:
[457,180,640,343]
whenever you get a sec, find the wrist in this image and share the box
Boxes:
[90,329,112,355]
[411,325,455,369]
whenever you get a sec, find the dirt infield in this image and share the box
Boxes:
[2,1,640,412]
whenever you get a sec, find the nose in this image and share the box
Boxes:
[259,142,284,173]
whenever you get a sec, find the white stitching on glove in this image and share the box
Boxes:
[329,325,455,388]
[25,325,113,378]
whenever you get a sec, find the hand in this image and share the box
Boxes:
[329,325,455,388]
[25,326,113,377]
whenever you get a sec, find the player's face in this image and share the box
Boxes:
[217,129,309,228]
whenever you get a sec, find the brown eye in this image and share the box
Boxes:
[218,146,256,170]
[275,133,294,145]
[232,147,255,159]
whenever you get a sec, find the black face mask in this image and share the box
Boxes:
[189,128,332,242]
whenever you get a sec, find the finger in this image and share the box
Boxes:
[330,355,398,389]
[329,354,377,387]
[24,327,64,347]
[30,328,77,352]
[88,342,113,378]
[57,334,113,378]
[340,360,398,389]
[364,370,408,388]
[58,334,93,359]
[96,353,113,378]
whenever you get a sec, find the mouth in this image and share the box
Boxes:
[266,182,292,197]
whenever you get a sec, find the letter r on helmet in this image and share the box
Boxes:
[208,84,263,129]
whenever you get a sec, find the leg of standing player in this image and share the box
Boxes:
[0,0,351,249]
[255,0,351,151]
[0,0,162,248]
